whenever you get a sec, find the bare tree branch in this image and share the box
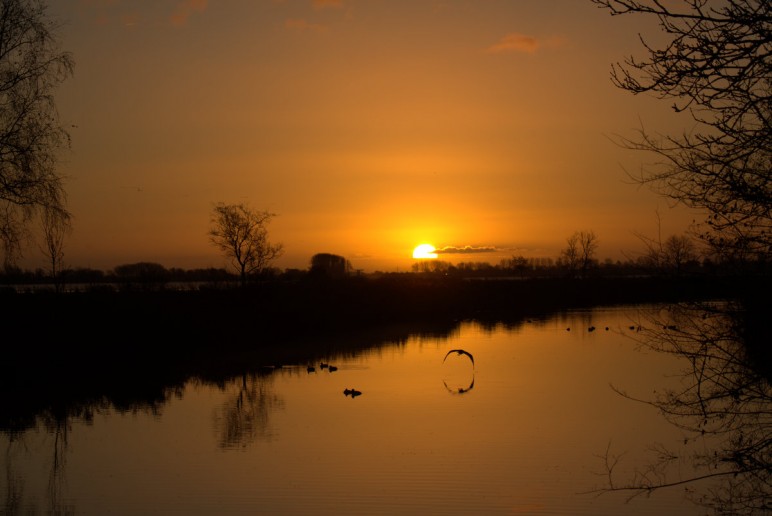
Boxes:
[591,0,771,269]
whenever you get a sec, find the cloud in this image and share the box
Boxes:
[435,246,499,255]
[170,0,208,27]
[486,33,539,54]
[285,18,328,33]
[313,0,343,9]
[486,33,565,55]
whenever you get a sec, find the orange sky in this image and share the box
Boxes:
[36,0,701,272]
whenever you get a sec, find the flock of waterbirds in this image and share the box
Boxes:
[305,361,360,398]
[307,362,337,373]
[564,324,674,332]
[302,347,477,399]
[300,323,681,399]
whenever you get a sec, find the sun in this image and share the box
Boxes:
[412,243,438,259]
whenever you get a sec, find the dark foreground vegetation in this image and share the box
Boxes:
[1,272,750,345]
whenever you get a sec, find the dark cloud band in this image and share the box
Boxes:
[435,246,498,254]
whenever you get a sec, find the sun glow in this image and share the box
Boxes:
[412,244,438,259]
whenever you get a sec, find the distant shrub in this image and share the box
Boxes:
[112,262,169,291]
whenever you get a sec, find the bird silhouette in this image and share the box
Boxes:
[343,388,362,397]
[443,377,475,395]
[443,349,474,367]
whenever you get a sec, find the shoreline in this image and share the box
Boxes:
[0,274,765,433]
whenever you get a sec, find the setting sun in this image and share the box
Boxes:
[412,244,438,259]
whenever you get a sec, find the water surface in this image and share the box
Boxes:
[2,306,711,515]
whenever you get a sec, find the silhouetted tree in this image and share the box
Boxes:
[579,230,599,273]
[501,255,530,278]
[592,0,771,267]
[310,253,351,278]
[635,215,699,275]
[0,0,74,266]
[39,202,70,292]
[561,233,581,276]
[663,234,698,275]
[208,202,283,286]
[561,230,598,277]
[411,259,453,274]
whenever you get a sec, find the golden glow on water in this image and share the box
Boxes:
[1,308,704,515]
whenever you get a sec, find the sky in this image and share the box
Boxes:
[33,0,702,273]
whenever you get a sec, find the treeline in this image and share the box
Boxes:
[414,254,767,278]
[0,252,767,293]
[0,262,237,289]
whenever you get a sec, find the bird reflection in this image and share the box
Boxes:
[443,348,474,367]
[443,377,475,395]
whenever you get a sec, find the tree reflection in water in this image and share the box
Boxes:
[3,414,77,515]
[597,300,770,515]
[44,417,74,516]
[213,373,285,449]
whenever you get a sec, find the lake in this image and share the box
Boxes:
[1,305,723,515]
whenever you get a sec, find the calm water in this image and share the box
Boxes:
[3,306,715,515]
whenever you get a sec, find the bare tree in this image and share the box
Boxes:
[663,234,697,274]
[561,232,581,276]
[579,230,599,273]
[561,230,598,277]
[40,202,70,292]
[208,202,283,286]
[633,212,699,275]
[0,0,74,266]
[591,0,771,266]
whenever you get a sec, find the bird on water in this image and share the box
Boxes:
[443,349,474,367]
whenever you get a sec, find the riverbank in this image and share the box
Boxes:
[2,274,742,344]
[6,274,757,336]
[0,274,765,433]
